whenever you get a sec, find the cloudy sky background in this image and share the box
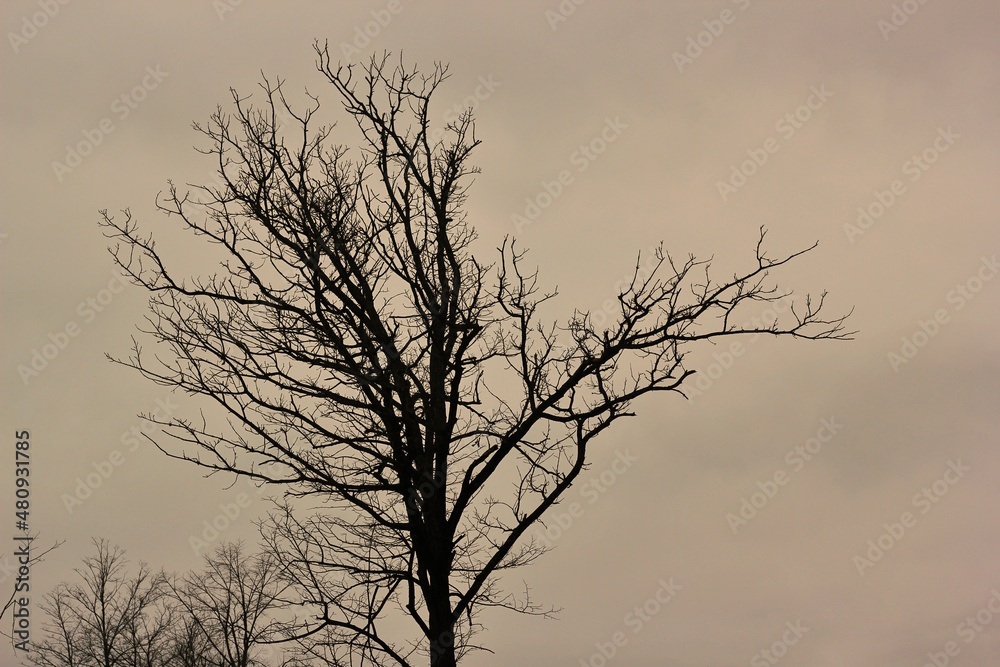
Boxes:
[2,1,999,665]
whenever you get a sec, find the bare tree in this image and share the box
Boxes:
[22,585,81,667]
[121,598,174,667]
[28,539,171,667]
[99,45,852,667]
[166,617,213,667]
[168,542,286,667]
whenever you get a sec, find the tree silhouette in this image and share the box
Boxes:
[168,542,286,667]
[28,541,296,667]
[99,44,852,667]
[168,616,215,667]
[28,539,171,667]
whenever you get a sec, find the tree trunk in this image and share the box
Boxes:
[425,509,456,667]
[428,617,457,667]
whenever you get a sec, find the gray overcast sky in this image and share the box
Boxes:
[2,1,999,665]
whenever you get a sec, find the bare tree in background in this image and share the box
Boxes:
[28,539,171,667]
[168,542,286,667]
[99,44,852,667]
[168,617,214,667]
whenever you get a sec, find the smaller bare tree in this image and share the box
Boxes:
[168,542,287,667]
[21,586,81,667]
[28,539,171,667]
[166,617,214,667]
